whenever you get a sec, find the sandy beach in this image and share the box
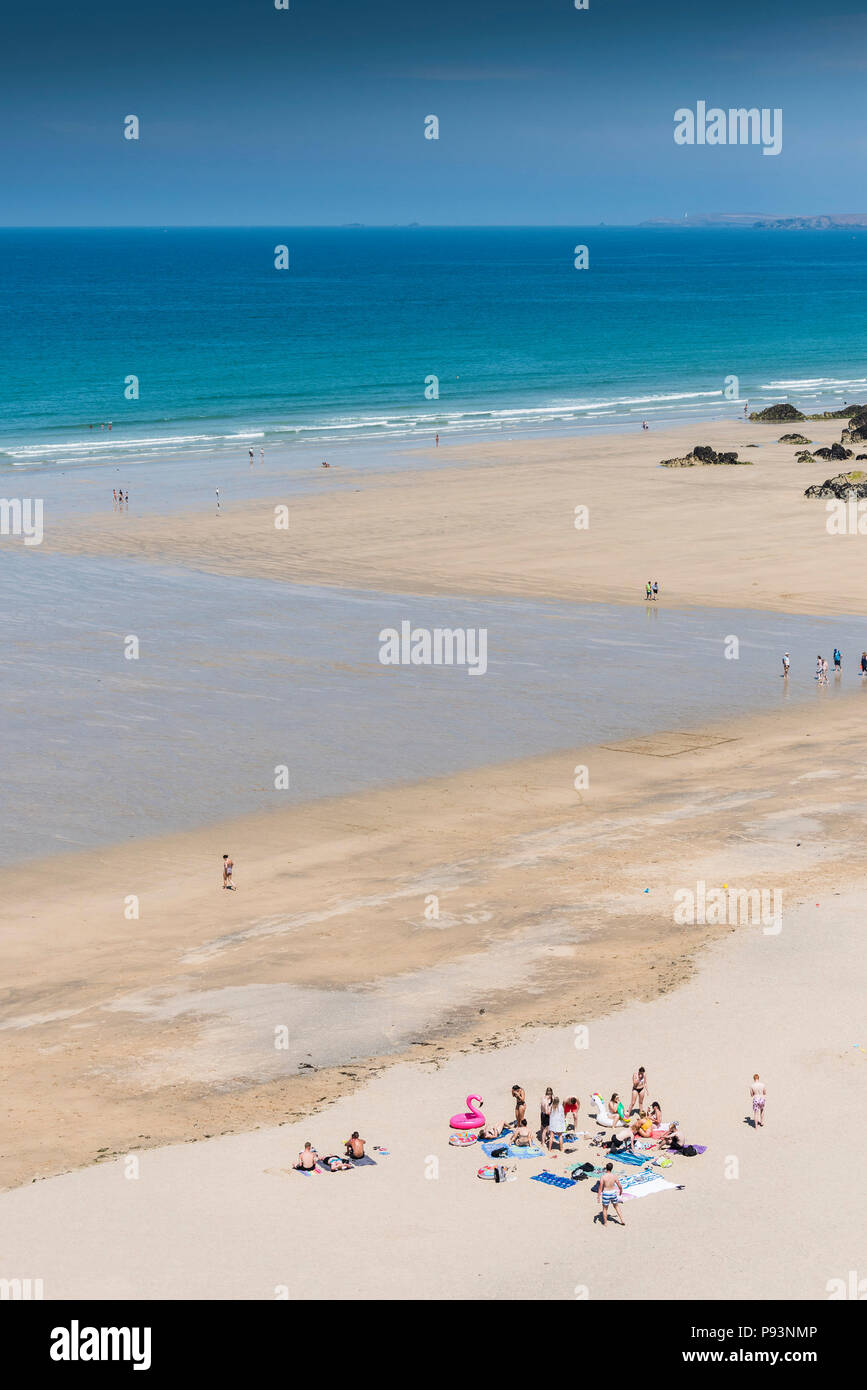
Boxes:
[4,416,867,1300]
[41,417,867,615]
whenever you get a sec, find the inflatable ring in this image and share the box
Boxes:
[477,1165,496,1180]
[449,1132,478,1146]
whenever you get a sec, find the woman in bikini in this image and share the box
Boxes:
[630,1066,647,1114]
[511,1084,526,1128]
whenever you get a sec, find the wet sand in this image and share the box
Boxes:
[2,695,866,1197]
[38,417,867,616]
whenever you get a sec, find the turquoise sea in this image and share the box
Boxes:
[2,227,866,473]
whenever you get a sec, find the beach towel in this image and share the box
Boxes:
[611,1150,650,1167]
[480,1139,544,1160]
[531,1170,576,1190]
[619,1176,679,1200]
[350,1155,377,1167]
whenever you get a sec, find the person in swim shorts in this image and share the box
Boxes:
[222,853,235,889]
[296,1142,317,1171]
[598,1163,625,1226]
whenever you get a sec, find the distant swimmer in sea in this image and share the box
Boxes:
[435,433,439,447]
[215,488,221,512]
[249,448,254,465]
[782,652,790,677]
[641,419,648,431]
[321,460,330,468]
[222,853,235,890]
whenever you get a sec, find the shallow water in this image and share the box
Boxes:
[2,549,864,862]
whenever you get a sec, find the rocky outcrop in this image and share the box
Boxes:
[796,451,816,463]
[749,403,805,422]
[779,433,811,444]
[805,471,867,500]
[814,443,854,461]
[660,444,746,468]
[806,404,866,420]
[847,409,867,444]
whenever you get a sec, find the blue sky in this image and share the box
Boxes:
[2,0,865,225]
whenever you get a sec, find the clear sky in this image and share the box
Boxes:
[2,0,865,225]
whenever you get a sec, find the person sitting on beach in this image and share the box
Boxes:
[632,1110,653,1139]
[345,1132,365,1159]
[296,1142,318,1171]
[650,1100,677,1139]
[608,1093,626,1124]
[511,1084,526,1127]
[511,1119,535,1147]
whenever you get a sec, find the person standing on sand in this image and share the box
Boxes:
[222,853,235,890]
[598,1164,626,1226]
[861,652,867,676]
[630,1067,647,1113]
[435,433,439,447]
[834,647,842,672]
[652,581,659,601]
[545,1096,567,1153]
[249,448,254,465]
[511,1084,526,1128]
[540,1086,553,1136]
[750,1074,766,1127]
[782,652,790,677]
[822,657,829,684]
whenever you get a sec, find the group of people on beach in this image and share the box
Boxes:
[295,1131,367,1172]
[112,489,128,508]
[644,580,660,601]
[782,649,867,681]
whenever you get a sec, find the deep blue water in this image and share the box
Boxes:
[1,226,866,471]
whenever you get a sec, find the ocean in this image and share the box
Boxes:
[2,226,866,473]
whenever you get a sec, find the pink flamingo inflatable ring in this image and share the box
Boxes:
[450,1095,486,1130]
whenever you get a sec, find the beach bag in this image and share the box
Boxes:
[681,1145,698,1157]
[490,1145,509,1158]
[494,1164,506,1183]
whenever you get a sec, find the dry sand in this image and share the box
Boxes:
[1,876,863,1301]
[41,418,867,615]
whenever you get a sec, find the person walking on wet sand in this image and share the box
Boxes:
[782,652,790,678]
[598,1164,626,1226]
[222,853,235,890]
[645,581,652,601]
[652,581,659,601]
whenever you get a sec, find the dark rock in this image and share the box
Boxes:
[779,433,810,444]
[806,404,866,421]
[814,443,853,461]
[805,471,867,500]
[796,451,816,462]
[660,444,746,468]
[749,403,805,422]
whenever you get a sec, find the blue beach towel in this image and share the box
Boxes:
[480,1139,544,1160]
[611,1150,650,1167]
[531,1170,576,1190]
